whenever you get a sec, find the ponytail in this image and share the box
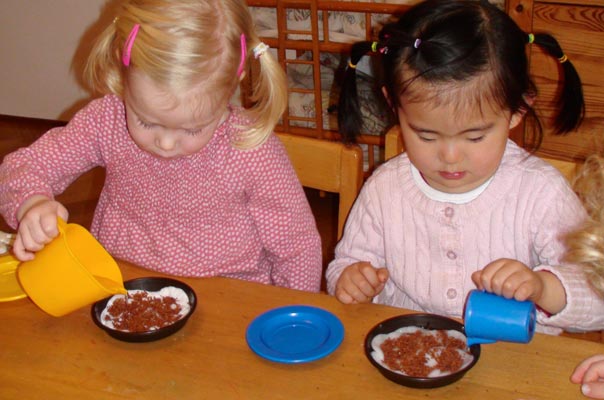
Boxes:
[237,40,287,149]
[338,41,381,144]
[531,33,585,134]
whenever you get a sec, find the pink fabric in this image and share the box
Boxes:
[0,95,322,292]
[327,140,604,333]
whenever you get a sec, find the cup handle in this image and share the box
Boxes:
[466,337,496,347]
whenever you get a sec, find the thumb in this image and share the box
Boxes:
[582,382,604,399]
[376,268,389,283]
[57,204,69,222]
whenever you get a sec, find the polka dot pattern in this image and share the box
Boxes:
[0,95,322,292]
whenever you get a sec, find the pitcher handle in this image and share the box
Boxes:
[56,217,68,236]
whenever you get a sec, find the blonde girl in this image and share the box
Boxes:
[0,0,323,292]
[566,155,604,398]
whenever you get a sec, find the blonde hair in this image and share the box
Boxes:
[564,154,604,295]
[84,0,287,149]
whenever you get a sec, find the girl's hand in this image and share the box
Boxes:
[471,258,543,303]
[334,262,389,304]
[571,354,604,399]
[14,195,69,261]
[472,258,567,314]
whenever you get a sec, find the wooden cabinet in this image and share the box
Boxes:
[507,0,604,162]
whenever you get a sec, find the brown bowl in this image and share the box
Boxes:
[364,313,480,389]
[91,277,196,342]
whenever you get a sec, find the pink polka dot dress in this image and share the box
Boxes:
[0,95,322,292]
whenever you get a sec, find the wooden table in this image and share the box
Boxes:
[1,260,601,399]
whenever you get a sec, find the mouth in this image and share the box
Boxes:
[439,171,466,180]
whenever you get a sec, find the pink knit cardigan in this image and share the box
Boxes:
[327,140,604,333]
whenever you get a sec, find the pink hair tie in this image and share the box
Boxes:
[122,24,140,67]
[237,33,247,77]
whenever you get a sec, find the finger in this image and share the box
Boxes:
[12,236,35,262]
[582,360,604,383]
[498,269,534,300]
[582,382,604,399]
[336,273,372,303]
[335,288,355,304]
[376,268,390,283]
[355,277,379,298]
[357,264,382,287]
[19,223,45,253]
[57,204,69,222]
[39,214,60,240]
[471,271,484,290]
[573,356,604,382]
[485,262,526,297]
[511,279,536,302]
[475,260,507,293]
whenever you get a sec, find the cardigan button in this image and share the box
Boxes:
[446,250,457,260]
[446,288,457,299]
[444,207,454,217]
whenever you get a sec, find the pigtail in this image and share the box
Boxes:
[338,41,375,144]
[84,20,123,96]
[531,33,585,134]
[238,41,288,149]
[564,155,604,296]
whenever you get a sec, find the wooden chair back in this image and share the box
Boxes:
[0,114,105,231]
[384,125,581,182]
[276,132,363,239]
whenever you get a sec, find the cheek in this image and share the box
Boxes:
[125,121,151,147]
[472,141,506,172]
[402,136,433,167]
[181,135,212,154]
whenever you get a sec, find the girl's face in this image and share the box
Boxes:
[123,70,228,159]
[395,86,523,194]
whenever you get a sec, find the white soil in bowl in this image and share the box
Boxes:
[371,326,474,378]
[100,286,191,332]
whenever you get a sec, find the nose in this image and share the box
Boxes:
[155,133,177,151]
[439,141,461,164]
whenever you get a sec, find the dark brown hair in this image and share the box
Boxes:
[338,0,584,148]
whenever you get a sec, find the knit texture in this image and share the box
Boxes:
[0,95,322,292]
[327,140,604,333]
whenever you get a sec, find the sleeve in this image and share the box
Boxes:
[325,175,386,295]
[0,99,108,228]
[246,135,323,292]
[530,175,604,331]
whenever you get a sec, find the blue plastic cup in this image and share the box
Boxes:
[463,290,536,346]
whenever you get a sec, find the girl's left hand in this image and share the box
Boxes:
[471,258,543,303]
[571,354,604,399]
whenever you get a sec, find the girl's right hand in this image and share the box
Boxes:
[14,195,69,261]
[334,262,389,304]
[571,354,604,399]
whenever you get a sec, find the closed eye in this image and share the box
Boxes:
[136,118,155,129]
[468,136,485,143]
[184,128,203,136]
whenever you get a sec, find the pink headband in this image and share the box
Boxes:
[237,33,247,77]
[122,24,140,67]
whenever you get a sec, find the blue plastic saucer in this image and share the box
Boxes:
[246,305,344,364]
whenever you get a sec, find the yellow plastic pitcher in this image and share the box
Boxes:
[17,218,126,317]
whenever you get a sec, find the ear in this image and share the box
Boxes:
[239,71,246,82]
[381,86,394,110]
[509,109,525,130]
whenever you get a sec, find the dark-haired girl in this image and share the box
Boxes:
[326,0,604,334]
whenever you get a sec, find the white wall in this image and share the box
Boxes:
[0,0,114,120]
